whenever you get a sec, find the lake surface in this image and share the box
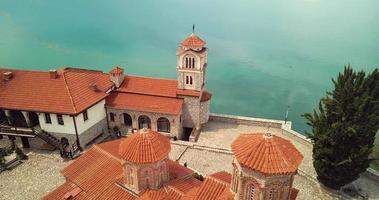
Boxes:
[1,0,378,133]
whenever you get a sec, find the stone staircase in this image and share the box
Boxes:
[33,126,61,149]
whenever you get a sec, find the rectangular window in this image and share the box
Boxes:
[110,113,115,122]
[44,113,51,124]
[57,114,64,125]
[83,110,88,121]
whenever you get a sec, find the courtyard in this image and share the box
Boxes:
[0,115,379,200]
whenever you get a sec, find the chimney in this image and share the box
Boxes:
[109,66,125,88]
[49,69,58,79]
[3,71,13,81]
[89,83,98,92]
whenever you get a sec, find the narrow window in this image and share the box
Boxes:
[110,113,115,122]
[45,113,51,124]
[250,185,255,200]
[190,76,193,85]
[186,76,189,84]
[57,114,64,125]
[192,58,195,68]
[185,57,188,68]
[83,110,88,121]
[268,188,275,200]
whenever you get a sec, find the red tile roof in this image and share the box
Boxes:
[177,89,201,97]
[167,160,194,180]
[110,66,124,74]
[106,92,183,115]
[118,75,178,97]
[181,33,206,48]
[231,133,303,175]
[181,172,232,200]
[0,68,112,115]
[140,177,202,200]
[118,129,171,164]
[200,91,212,102]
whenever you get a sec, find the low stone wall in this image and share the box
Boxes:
[209,113,284,129]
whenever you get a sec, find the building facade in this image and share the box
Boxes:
[0,33,212,151]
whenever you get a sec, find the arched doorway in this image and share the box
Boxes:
[157,117,170,133]
[123,113,132,127]
[138,115,151,129]
[10,110,27,127]
[28,112,39,127]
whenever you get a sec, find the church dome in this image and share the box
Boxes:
[231,133,303,175]
[118,129,171,164]
[181,33,206,49]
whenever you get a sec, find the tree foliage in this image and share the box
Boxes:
[303,65,379,189]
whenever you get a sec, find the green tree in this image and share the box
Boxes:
[303,65,379,189]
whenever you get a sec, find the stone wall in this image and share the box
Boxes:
[209,113,284,129]
[200,100,210,124]
[106,107,182,138]
[180,96,201,129]
[48,118,107,149]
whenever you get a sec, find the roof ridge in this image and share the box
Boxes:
[62,71,78,113]
[126,74,177,82]
[93,144,123,163]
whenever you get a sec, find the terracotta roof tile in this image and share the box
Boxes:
[208,171,231,184]
[181,172,232,200]
[118,75,178,97]
[200,91,212,102]
[140,177,202,200]
[0,68,112,114]
[110,66,124,74]
[106,92,183,115]
[181,34,206,48]
[177,89,201,97]
[167,160,194,180]
[118,129,171,164]
[231,133,303,175]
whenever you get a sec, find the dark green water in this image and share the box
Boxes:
[1,0,378,133]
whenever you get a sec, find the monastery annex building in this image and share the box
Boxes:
[0,33,211,150]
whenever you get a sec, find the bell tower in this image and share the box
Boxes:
[176,32,207,91]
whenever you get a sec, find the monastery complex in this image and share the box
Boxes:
[1,33,306,200]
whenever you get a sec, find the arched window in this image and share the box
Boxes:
[186,76,189,84]
[190,76,193,85]
[232,168,239,192]
[138,115,151,129]
[192,57,195,68]
[157,117,170,133]
[123,113,132,126]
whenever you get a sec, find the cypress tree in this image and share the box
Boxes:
[303,65,379,189]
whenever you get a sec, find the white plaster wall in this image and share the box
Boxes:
[38,100,106,135]
[75,99,106,135]
[39,113,76,135]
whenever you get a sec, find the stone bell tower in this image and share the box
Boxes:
[176,32,208,91]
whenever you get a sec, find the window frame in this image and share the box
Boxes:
[44,113,52,124]
[110,112,115,122]
[83,110,88,121]
[57,114,64,125]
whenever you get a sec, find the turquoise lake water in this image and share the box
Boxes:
[0,0,378,133]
